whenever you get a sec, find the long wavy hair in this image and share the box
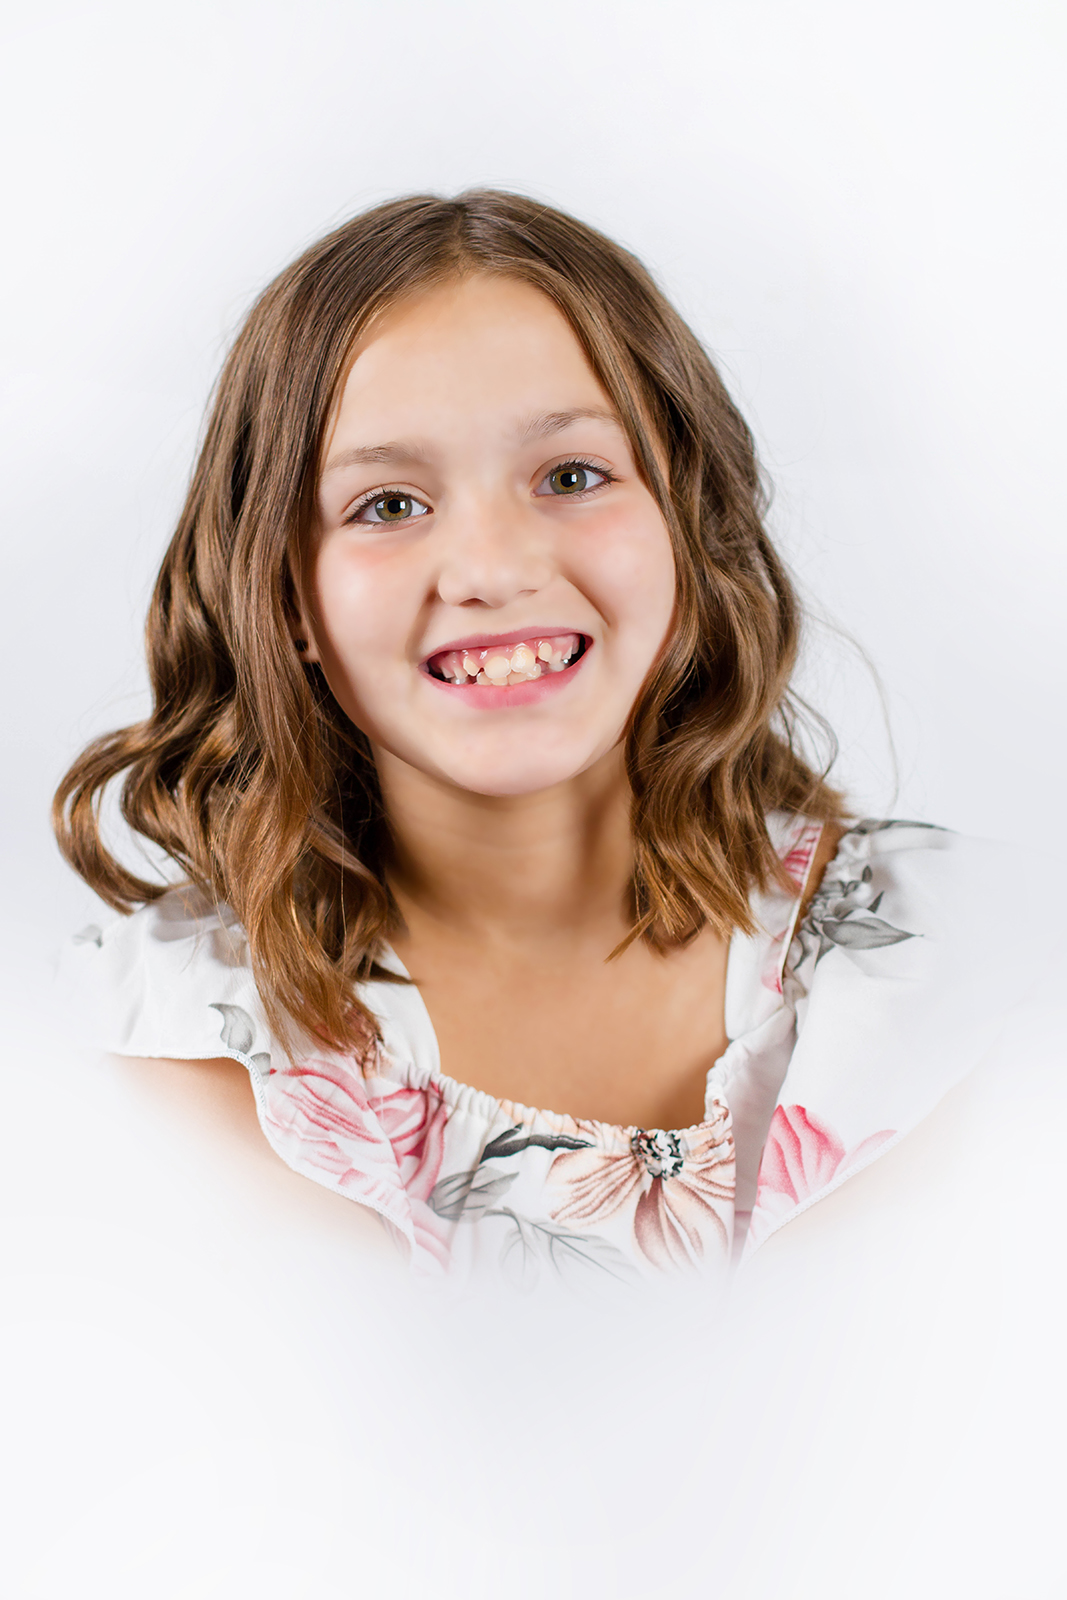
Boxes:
[54,190,843,1053]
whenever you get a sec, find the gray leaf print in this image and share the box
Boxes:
[498,1211,542,1292]
[72,925,103,946]
[480,1125,592,1162]
[848,818,946,836]
[210,1002,256,1055]
[541,1226,637,1285]
[792,823,923,974]
[495,1209,638,1290]
[429,1168,518,1222]
[249,1051,272,1078]
[818,916,914,950]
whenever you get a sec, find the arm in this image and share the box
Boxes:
[111,1053,395,1252]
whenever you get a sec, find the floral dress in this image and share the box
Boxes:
[65,815,1025,1290]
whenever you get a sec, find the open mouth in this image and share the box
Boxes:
[424,632,589,687]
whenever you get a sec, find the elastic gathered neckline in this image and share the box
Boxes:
[368,816,831,1142]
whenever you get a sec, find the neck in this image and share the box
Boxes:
[375,744,635,947]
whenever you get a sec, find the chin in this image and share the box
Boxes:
[437,753,596,799]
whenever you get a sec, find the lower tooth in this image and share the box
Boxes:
[461,651,573,685]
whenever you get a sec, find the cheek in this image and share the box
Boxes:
[311,542,408,663]
[307,542,423,726]
[579,507,677,644]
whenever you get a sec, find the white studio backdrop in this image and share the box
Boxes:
[2,0,1065,965]
[1,3,1065,1597]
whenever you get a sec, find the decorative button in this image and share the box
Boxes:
[631,1128,684,1180]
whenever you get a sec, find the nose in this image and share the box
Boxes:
[435,493,554,610]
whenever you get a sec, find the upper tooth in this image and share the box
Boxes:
[433,634,581,685]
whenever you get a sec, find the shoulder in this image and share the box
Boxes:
[108,1052,398,1253]
[61,884,432,1082]
[60,886,278,1069]
[739,819,1066,1260]
[804,817,1057,983]
[815,817,1040,941]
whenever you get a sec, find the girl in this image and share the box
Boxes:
[54,192,1023,1288]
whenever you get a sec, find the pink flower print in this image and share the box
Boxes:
[760,821,824,995]
[370,1082,449,1203]
[779,822,823,893]
[264,1057,452,1269]
[747,1104,895,1248]
[549,1107,735,1271]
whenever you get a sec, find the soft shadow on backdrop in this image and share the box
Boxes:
[1,3,1064,1597]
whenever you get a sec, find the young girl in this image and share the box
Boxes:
[54,191,1022,1289]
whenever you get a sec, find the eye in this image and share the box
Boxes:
[534,460,613,498]
[350,490,432,525]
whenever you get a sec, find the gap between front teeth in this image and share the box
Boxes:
[431,633,582,686]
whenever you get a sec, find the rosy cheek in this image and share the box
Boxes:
[577,510,674,615]
[313,544,392,645]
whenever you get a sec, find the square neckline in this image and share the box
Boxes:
[365,817,824,1139]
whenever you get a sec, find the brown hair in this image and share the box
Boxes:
[53,190,843,1052]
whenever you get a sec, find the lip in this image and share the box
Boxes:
[418,625,590,668]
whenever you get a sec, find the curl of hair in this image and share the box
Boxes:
[54,190,843,1053]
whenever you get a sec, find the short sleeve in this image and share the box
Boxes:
[60,887,279,1074]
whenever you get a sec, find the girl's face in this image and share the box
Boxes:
[301,274,677,798]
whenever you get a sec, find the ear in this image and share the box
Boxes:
[286,570,322,665]
[290,615,321,665]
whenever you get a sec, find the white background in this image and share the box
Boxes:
[1,3,1065,1596]
[3,0,1065,967]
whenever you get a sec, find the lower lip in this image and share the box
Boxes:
[421,648,590,708]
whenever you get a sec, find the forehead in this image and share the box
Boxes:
[328,274,614,445]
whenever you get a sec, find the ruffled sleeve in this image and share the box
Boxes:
[61,887,278,1071]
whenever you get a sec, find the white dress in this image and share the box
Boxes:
[62,816,1049,1290]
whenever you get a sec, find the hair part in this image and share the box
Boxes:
[54,189,843,1054]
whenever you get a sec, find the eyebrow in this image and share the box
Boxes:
[321,442,431,477]
[515,406,622,443]
[320,408,623,479]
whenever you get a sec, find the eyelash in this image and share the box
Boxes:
[343,485,429,526]
[543,458,617,497]
[342,456,617,524]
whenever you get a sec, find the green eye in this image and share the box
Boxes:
[374,493,415,520]
[353,490,431,525]
[549,466,590,495]
[535,462,610,500]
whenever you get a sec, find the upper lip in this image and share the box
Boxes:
[419,626,590,663]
